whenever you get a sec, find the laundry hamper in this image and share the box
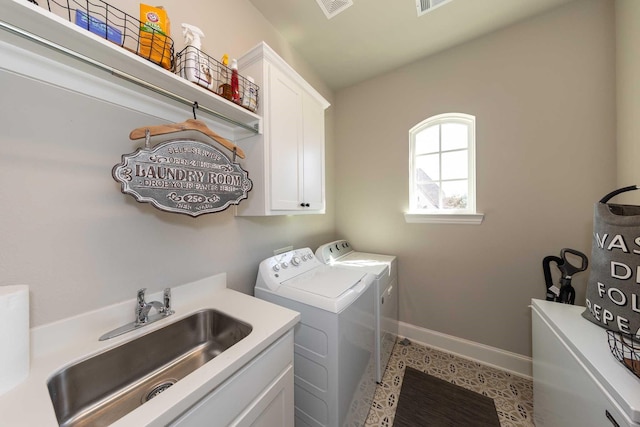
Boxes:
[582,185,640,336]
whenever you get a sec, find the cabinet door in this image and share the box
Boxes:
[532,310,633,427]
[170,331,294,427]
[231,365,294,427]
[301,91,325,211]
[268,65,303,211]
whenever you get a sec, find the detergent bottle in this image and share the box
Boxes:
[241,76,258,112]
[230,59,240,103]
[218,54,232,100]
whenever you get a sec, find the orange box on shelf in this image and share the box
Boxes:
[138,4,172,70]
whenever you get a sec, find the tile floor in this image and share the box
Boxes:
[365,339,535,427]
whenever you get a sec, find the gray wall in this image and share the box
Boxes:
[333,0,616,356]
[617,0,640,195]
[0,0,336,327]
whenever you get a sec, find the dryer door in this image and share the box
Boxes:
[282,267,365,298]
[280,266,372,313]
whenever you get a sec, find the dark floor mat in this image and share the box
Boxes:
[393,366,501,427]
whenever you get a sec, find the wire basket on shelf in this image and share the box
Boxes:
[607,329,640,379]
[44,0,175,70]
[175,46,259,113]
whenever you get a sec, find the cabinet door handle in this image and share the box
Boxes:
[300,203,310,208]
[606,410,620,427]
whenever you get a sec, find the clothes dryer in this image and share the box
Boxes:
[254,247,376,427]
[316,240,398,383]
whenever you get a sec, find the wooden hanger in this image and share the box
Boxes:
[129,119,246,159]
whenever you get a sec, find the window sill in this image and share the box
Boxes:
[404,212,484,225]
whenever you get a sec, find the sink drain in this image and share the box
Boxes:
[143,380,176,402]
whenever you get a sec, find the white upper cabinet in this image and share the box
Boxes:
[236,42,330,216]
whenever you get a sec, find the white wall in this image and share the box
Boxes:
[616,0,640,195]
[334,0,616,357]
[0,0,336,327]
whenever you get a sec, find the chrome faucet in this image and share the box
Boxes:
[135,288,174,325]
[99,288,175,341]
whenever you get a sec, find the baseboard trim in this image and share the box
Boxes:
[398,321,533,379]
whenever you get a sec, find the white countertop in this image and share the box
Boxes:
[531,299,640,422]
[0,273,300,426]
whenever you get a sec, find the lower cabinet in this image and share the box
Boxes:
[170,330,294,427]
[532,300,640,427]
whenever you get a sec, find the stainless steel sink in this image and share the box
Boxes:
[47,309,252,427]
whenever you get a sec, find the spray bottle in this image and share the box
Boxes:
[181,23,204,50]
[180,24,213,90]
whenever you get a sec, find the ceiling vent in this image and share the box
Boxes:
[416,0,452,17]
[315,0,354,19]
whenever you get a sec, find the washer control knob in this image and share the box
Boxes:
[301,254,308,261]
[291,256,301,266]
[272,264,280,272]
[281,262,289,269]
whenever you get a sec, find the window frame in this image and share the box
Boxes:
[405,112,483,224]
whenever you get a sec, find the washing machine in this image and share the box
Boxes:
[254,247,376,427]
[316,240,398,383]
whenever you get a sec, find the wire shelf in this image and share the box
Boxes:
[176,46,259,113]
[607,330,640,379]
[44,0,175,70]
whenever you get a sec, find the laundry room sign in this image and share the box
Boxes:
[112,139,252,216]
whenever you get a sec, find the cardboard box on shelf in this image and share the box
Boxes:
[138,4,172,70]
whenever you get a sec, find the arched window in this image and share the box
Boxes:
[406,113,483,224]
